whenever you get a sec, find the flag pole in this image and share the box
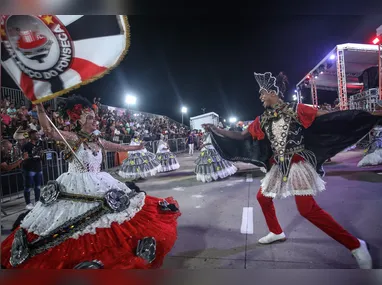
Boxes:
[44,114,86,170]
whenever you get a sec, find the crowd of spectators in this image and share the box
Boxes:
[1,96,190,145]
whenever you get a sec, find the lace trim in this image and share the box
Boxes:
[23,193,145,239]
[196,164,237,183]
[158,163,180,172]
[261,188,326,199]
[260,161,326,199]
[118,165,161,179]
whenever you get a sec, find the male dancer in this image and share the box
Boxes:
[206,71,382,269]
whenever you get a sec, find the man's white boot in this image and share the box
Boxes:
[351,239,372,269]
[258,232,287,244]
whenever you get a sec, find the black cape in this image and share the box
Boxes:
[210,110,381,175]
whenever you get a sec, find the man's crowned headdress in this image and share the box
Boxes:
[253,72,289,98]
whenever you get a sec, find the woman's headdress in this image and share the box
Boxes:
[61,95,94,125]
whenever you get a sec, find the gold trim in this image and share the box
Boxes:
[32,15,131,104]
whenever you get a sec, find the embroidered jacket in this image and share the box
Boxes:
[247,102,318,182]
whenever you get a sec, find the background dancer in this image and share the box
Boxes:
[156,134,180,172]
[194,127,237,183]
[206,71,382,269]
[1,139,27,172]
[357,126,382,167]
[1,96,180,269]
[118,132,161,180]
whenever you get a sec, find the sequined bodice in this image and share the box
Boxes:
[129,138,146,154]
[157,140,169,153]
[203,133,211,144]
[270,117,288,156]
[202,133,214,150]
[67,143,102,173]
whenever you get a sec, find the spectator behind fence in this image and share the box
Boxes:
[1,108,11,125]
[186,131,195,156]
[21,130,44,210]
[7,103,17,118]
[1,139,27,172]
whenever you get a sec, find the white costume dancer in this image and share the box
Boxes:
[118,133,161,180]
[194,131,237,183]
[156,135,180,172]
[1,97,180,269]
[358,126,382,167]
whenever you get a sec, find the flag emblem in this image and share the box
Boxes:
[1,15,130,103]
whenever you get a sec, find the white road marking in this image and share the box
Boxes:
[172,187,185,191]
[240,207,254,234]
[225,179,242,187]
[246,174,253,182]
[378,172,382,175]
[192,194,204,198]
[195,205,201,208]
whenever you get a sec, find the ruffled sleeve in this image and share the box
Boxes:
[297,104,318,128]
[247,116,265,140]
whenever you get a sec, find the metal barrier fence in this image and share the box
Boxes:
[1,87,27,108]
[1,138,187,206]
[1,87,57,110]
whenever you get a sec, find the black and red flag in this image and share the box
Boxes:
[1,15,130,103]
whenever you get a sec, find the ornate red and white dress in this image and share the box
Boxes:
[1,142,180,269]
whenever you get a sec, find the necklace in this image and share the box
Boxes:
[64,131,104,160]
[78,132,101,157]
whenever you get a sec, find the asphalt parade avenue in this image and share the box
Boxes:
[1,150,382,269]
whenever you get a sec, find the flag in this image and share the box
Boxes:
[1,15,130,103]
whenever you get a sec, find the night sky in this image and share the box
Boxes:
[2,15,381,123]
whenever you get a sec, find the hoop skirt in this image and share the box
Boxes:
[357,127,382,167]
[118,139,161,179]
[195,133,237,183]
[156,140,180,172]
[1,144,180,269]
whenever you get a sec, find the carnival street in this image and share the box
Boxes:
[1,150,382,269]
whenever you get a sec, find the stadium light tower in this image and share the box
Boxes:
[229,117,237,123]
[125,94,137,110]
[181,106,187,125]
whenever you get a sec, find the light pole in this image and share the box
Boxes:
[125,95,137,116]
[181,106,187,125]
[229,117,237,129]
[229,117,237,123]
